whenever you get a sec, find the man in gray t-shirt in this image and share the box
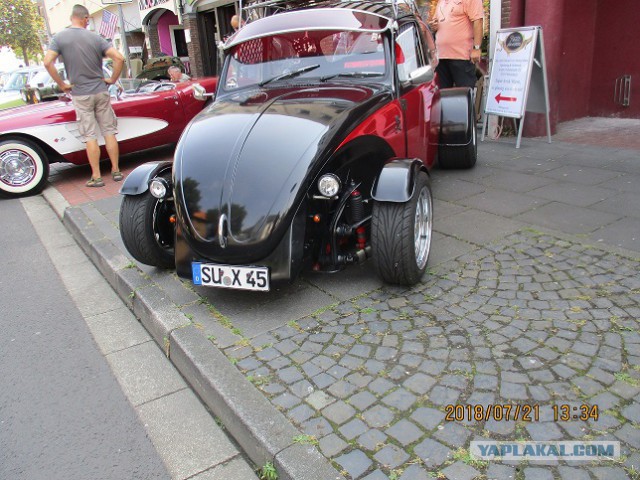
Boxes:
[44,4,125,188]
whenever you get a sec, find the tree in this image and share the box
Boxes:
[0,0,45,66]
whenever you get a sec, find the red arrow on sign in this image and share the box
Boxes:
[495,92,517,103]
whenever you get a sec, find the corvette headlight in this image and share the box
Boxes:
[317,174,341,197]
[149,178,169,199]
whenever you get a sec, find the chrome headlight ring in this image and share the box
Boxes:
[149,177,170,199]
[317,174,341,198]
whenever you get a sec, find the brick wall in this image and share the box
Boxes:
[501,0,511,27]
[183,13,205,79]
[148,27,161,58]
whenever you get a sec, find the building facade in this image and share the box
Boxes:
[42,0,638,134]
[507,0,639,134]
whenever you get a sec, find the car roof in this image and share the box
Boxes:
[14,66,44,73]
[245,0,415,18]
[225,0,421,49]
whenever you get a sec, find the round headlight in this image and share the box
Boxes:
[149,178,168,199]
[317,174,341,197]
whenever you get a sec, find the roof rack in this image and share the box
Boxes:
[238,0,419,24]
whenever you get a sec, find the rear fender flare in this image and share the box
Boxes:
[120,161,173,196]
[439,87,474,146]
[371,158,427,203]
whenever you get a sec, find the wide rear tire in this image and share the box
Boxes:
[438,100,477,169]
[371,171,433,285]
[119,190,175,268]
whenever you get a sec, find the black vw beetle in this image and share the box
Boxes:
[119,0,477,292]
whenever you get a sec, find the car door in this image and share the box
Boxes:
[395,21,438,165]
[110,85,188,153]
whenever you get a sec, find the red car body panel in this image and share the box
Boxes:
[0,78,218,166]
[337,100,405,157]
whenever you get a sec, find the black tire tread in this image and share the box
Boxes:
[372,199,414,285]
[371,172,430,286]
[119,194,174,268]
[438,102,477,170]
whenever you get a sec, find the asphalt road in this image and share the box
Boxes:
[0,197,169,480]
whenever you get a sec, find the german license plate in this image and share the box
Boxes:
[192,262,270,292]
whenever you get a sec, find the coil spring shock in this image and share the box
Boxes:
[349,187,364,223]
[349,185,367,250]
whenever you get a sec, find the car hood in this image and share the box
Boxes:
[174,84,389,262]
[0,99,73,130]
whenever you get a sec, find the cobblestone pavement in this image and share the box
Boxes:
[222,230,640,479]
[55,127,640,480]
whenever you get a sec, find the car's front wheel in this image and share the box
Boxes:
[371,171,433,285]
[0,139,50,198]
[119,188,175,268]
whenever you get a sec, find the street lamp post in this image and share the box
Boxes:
[102,0,133,77]
[117,3,132,76]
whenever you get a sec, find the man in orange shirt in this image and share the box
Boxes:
[430,0,484,88]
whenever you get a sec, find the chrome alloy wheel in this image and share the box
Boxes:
[413,185,432,271]
[0,148,37,188]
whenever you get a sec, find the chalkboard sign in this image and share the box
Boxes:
[482,26,550,148]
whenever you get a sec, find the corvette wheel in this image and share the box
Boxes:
[371,171,433,285]
[119,187,175,268]
[0,139,49,198]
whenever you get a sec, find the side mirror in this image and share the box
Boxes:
[409,65,434,85]
[193,83,214,102]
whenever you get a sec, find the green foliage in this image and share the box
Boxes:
[0,98,25,110]
[615,372,640,387]
[0,0,46,65]
[292,434,318,446]
[452,447,488,469]
[259,461,278,480]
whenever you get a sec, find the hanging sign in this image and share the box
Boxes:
[482,26,551,148]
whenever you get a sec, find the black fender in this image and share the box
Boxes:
[371,158,427,203]
[119,161,173,196]
[439,87,474,147]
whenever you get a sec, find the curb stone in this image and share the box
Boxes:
[61,203,344,480]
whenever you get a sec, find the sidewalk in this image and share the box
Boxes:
[45,118,640,480]
[48,144,174,206]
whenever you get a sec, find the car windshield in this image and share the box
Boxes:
[30,69,54,85]
[221,29,387,92]
[4,71,29,90]
[113,78,177,96]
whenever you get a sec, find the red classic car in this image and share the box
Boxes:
[0,77,217,198]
